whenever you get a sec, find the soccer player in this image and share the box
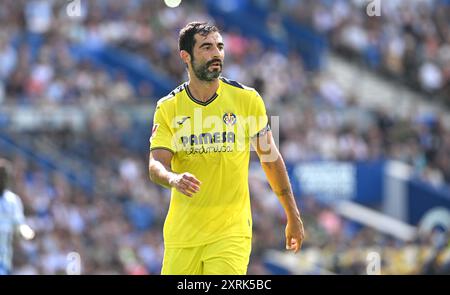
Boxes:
[0,159,35,275]
[148,22,304,275]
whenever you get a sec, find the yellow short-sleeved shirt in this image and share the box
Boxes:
[150,77,268,248]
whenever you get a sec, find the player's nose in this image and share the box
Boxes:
[211,45,222,58]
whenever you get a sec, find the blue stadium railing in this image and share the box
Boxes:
[68,44,176,100]
[205,0,328,71]
[0,132,94,194]
[65,0,327,101]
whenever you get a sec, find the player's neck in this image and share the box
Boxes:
[187,76,219,102]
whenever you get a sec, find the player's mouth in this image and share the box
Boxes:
[208,60,222,69]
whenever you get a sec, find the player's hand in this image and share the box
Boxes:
[19,224,35,240]
[285,216,305,253]
[169,172,201,197]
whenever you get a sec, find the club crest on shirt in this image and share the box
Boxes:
[223,112,236,126]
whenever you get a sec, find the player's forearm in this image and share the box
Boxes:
[149,159,176,189]
[260,153,301,221]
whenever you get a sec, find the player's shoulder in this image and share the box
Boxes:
[156,82,188,109]
[2,190,22,205]
[219,77,257,94]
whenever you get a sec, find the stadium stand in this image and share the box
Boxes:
[0,0,449,274]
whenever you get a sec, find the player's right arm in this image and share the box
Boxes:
[11,193,35,240]
[149,150,200,197]
[148,101,200,197]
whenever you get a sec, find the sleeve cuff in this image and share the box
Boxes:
[251,123,271,139]
[149,146,175,154]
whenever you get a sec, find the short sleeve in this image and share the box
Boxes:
[248,90,269,138]
[149,104,175,154]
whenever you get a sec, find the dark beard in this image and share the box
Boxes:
[191,57,222,82]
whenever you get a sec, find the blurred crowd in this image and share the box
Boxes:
[296,195,450,275]
[6,154,450,275]
[255,0,450,104]
[8,153,165,275]
[0,0,449,274]
[0,0,138,106]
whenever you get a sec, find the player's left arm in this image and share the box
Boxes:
[251,129,305,253]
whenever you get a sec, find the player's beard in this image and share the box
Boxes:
[191,57,222,82]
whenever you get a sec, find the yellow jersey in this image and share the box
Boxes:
[150,77,268,248]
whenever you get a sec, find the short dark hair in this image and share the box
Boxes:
[179,22,219,57]
[0,158,12,195]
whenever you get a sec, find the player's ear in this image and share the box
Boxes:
[180,50,191,65]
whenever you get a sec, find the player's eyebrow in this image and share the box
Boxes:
[199,42,224,49]
[199,42,212,48]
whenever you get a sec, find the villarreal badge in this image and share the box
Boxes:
[223,112,236,126]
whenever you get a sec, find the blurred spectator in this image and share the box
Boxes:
[255,0,450,101]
